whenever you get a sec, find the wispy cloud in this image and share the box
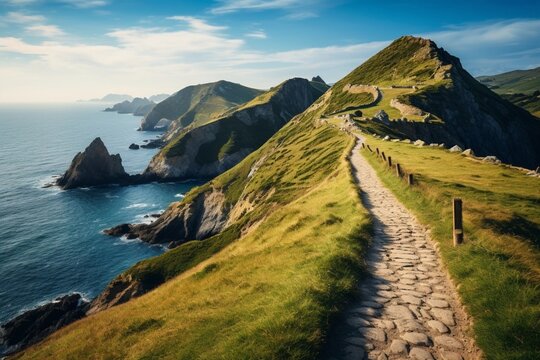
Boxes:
[246,30,266,39]
[26,24,65,37]
[4,11,45,23]
[1,0,108,7]
[211,0,325,19]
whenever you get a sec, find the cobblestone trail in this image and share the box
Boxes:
[333,139,480,360]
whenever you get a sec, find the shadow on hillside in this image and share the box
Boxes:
[482,214,540,249]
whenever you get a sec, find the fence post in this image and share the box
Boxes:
[408,173,414,185]
[453,198,464,246]
[382,152,386,161]
[362,143,365,149]
[367,145,372,152]
[388,156,392,167]
[376,148,380,156]
[396,163,402,177]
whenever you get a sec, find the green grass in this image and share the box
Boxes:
[477,67,540,95]
[360,134,540,360]
[324,90,374,115]
[501,92,540,117]
[16,107,371,360]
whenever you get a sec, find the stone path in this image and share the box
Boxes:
[332,139,480,360]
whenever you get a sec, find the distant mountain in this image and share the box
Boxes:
[104,97,155,116]
[326,36,540,169]
[149,94,170,103]
[477,67,540,94]
[143,78,328,180]
[477,68,540,117]
[139,80,263,131]
[82,94,134,103]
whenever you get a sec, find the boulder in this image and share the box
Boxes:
[56,138,130,190]
[483,156,501,164]
[414,140,426,147]
[461,149,474,156]
[383,135,390,141]
[140,139,165,149]
[0,294,89,356]
[129,143,140,150]
[374,110,390,124]
[449,145,463,153]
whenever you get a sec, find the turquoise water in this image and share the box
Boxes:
[0,103,197,323]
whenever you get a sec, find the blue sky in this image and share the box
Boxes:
[0,0,539,102]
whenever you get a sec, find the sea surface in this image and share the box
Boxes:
[0,103,198,323]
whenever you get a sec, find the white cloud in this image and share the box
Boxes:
[26,24,65,37]
[284,11,318,20]
[1,0,108,7]
[0,17,539,102]
[2,0,39,5]
[246,30,266,39]
[4,11,45,23]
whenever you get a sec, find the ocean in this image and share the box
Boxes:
[0,103,198,323]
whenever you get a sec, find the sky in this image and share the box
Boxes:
[0,0,539,102]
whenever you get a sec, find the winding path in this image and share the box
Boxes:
[332,138,480,360]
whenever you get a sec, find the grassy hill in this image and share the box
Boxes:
[15,92,370,359]
[477,67,540,94]
[139,80,263,131]
[500,91,540,117]
[356,132,539,360]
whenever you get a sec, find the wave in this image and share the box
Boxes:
[174,193,185,198]
[124,203,156,209]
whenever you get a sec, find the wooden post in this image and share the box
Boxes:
[367,145,372,152]
[396,163,402,177]
[376,148,380,156]
[362,143,365,149]
[453,198,463,246]
[388,156,392,167]
[382,152,386,161]
[407,173,414,185]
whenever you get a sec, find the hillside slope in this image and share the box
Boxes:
[477,67,540,94]
[142,78,328,180]
[16,86,371,359]
[325,36,540,169]
[139,80,263,131]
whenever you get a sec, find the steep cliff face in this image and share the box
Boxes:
[139,80,263,131]
[56,138,130,189]
[144,78,328,179]
[104,97,155,116]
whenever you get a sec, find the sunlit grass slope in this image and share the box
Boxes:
[360,134,540,360]
[16,107,370,359]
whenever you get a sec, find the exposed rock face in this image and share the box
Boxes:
[87,274,147,315]
[129,143,140,150]
[105,186,228,245]
[56,138,130,189]
[144,78,327,180]
[312,75,326,84]
[0,294,89,356]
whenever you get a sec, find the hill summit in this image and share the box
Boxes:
[326,36,540,169]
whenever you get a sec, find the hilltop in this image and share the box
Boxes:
[139,80,263,132]
[324,36,540,169]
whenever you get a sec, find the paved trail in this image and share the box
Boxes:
[333,139,480,360]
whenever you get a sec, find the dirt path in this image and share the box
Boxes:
[331,138,481,360]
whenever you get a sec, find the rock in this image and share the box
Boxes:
[426,299,449,308]
[140,139,165,149]
[103,223,132,237]
[461,149,474,156]
[395,319,424,332]
[344,344,365,360]
[386,305,415,320]
[0,294,89,356]
[414,140,425,146]
[409,347,434,360]
[388,339,408,354]
[439,350,464,360]
[401,295,422,305]
[433,335,463,350]
[311,75,326,84]
[383,135,390,141]
[374,110,390,124]
[431,308,455,326]
[361,327,386,342]
[449,145,463,153]
[346,317,370,327]
[402,139,412,144]
[427,320,449,333]
[129,143,140,150]
[482,155,501,164]
[56,138,130,190]
[401,332,430,346]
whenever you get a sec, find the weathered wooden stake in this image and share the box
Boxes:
[367,145,372,152]
[362,143,365,149]
[407,173,414,185]
[376,148,380,156]
[388,156,392,167]
[382,152,386,161]
[396,163,402,177]
[453,198,464,246]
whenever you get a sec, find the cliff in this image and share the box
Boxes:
[105,97,155,116]
[143,78,328,180]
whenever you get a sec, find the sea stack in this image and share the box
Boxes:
[56,137,129,189]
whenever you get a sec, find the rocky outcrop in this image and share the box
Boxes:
[105,186,228,245]
[144,78,327,180]
[0,294,89,356]
[390,98,425,116]
[312,75,326,84]
[56,138,131,189]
